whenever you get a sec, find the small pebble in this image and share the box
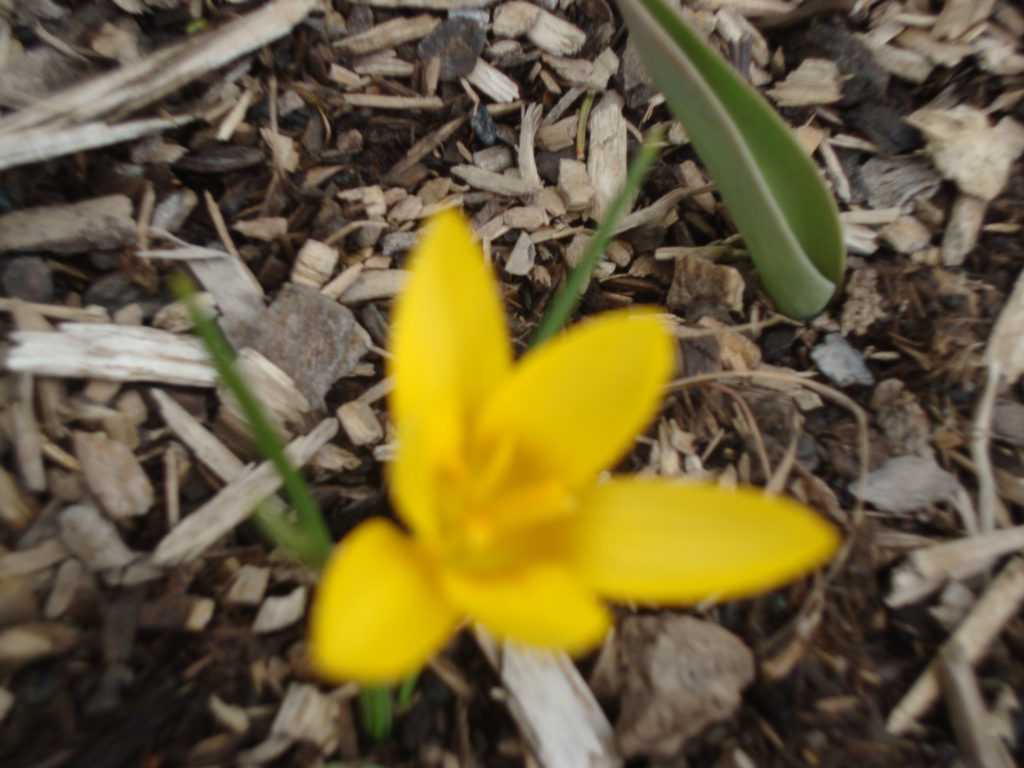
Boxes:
[471,103,496,146]
[810,333,874,387]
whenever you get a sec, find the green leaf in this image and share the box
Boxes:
[358,686,394,742]
[171,272,333,569]
[614,0,845,319]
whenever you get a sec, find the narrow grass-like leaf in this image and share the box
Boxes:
[531,129,662,347]
[359,686,394,741]
[171,272,332,569]
[615,0,844,319]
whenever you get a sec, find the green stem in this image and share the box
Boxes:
[531,129,663,349]
[358,686,394,742]
[171,272,333,568]
[576,91,595,159]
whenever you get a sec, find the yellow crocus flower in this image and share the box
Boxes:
[310,209,839,684]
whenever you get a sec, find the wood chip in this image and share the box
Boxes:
[0,622,79,668]
[253,586,307,634]
[767,58,844,106]
[5,323,216,387]
[151,418,338,566]
[59,503,136,572]
[501,231,532,276]
[452,164,535,196]
[217,348,311,445]
[74,431,154,520]
[336,401,384,446]
[226,565,270,606]
[888,557,1024,734]
[587,91,627,219]
[268,682,342,753]
[493,2,586,56]
[334,14,438,55]
[0,466,36,531]
[666,255,745,315]
[941,194,987,266]
[466,59,521,102]
[476,634,622,768]
[344,93,444,110]
[0,194,136,254]
[337,269,408,303]
[937,641,1015,768]
[887,524,1024,608]
[906,107,1024,201]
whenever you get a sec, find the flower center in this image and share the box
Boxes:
[433,432,572,571]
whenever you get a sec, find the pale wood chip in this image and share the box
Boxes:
[452,164,536,196]
[139,594,215,632]
[557,158,595,211]
[587,90,627,220]
[505,231,536,275]
[44,559,94,620]
[337,269,408,303]
[937,642,1016,768]
[336,401,384,446]
[352,51,416,77]
[941,194,987,266]
[291,240,340,289]
[150,389,245,482]
[907,106,1024,200]
[348,0,495,6]
[268,682,341,754]
[880,216,932,254]
[0,540,69,580]
[209,694,251,735]
[465,59,520,102]
[11,374,45,493]
[544,48,620,90]
[0,622,79,668]
[493,2,586,56]
[888,557,1024,734]
[858,34,933,83]
[343,94,444,110]
[233,216,288,241]
[253,586,307,634]
[217,349,311,445]
[0,466,36,531]
[0,194,135,254]
[476,633,622,768]
[767,58,844,106]
[74,431,154,520]
[537,115,578,151]
[151,418,338,566]
[518,102,542,188]
[58,503,137,572]
[934,0,997,40]
[334,14,438,55]
[984,260,1024,384]
[226,565,271,607]
[887,524,1024,608]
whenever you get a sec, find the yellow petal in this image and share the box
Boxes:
[570,478,840,603]
[388,210,512,537]
[441,563,610,652]
[309,519,461,684]
[475,309,673,492]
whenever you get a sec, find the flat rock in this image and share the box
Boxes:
[247,284,367,409]
[417,17,485,81]
[811,333,874,387]
[0,195,136,255]
[615,614,755,758]
[853,455,958,513]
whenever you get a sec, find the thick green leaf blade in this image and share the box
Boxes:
[615,0,845,318]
